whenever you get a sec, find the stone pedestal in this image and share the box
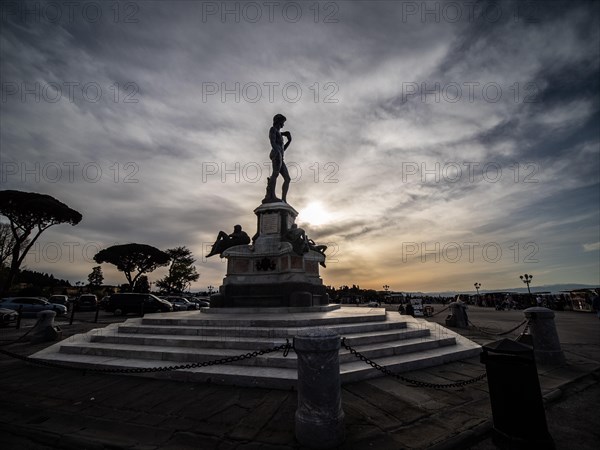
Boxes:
[30,310,62,344]
[295,328,345,448]
[524,307,565,365]
[445,302,469,328]
[214,202,327,308]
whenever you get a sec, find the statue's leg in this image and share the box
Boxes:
[264,152,282,202]
[267,176,278,200]
[280,162,291,202]
[206,231,228,257]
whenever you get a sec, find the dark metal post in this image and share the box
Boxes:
[524,307,565,365]
[481,338,554,448]
[94,304,100,323]
[16,305,23,330]
[69,303,75,325]
[295,328,345,448]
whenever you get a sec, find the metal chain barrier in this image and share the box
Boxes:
[58,317,111,325]
[468,319,529,336]
[341,337,486,389]
[0,339,293,374]
[0,318,42,346]
[431,305,450,317]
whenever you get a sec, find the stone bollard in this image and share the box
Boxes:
[29,310,62,344]
[445,302,469,328]
[295,328,345,449]
[524,307,565,365]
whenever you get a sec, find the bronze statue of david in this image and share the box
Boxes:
[263,113,292,203]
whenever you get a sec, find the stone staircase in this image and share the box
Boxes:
[32,306,481,389]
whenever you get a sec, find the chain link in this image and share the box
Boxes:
[431,305,450,317]
[341,338,486,389]
[0,339,293,374]
[0,318,42,346]
[468,319,529,336]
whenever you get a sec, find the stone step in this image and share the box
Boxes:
[27,352,299,389]
[30,309,482,389]
[91,327,428,350]
[139,310,386,328]
[91,334,288,350]
[340,344,483,384]
[338,337,457,364]
[33,341,481,390]
[59,332,450,370]
[117,319,408,338]
[201,305,341,314]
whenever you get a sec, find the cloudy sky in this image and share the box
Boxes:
[1,0,599,293]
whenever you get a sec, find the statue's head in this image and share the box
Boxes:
[273,113,287,127]
[234,224,242,232]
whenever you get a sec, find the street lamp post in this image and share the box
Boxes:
[473,282,482,306]
[383,285,389,304]
[207,285,214,296]
[520,274,533,304]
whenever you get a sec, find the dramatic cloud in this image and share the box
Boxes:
[1,0,598,292]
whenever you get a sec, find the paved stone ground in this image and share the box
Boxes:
[0,306,598,449]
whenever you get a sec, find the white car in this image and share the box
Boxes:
[0,297,67,316]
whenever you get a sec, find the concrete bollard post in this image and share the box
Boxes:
[295,328,345,449]
[524,307,565,365]
[30,310,62,344]
[445,302,469,328]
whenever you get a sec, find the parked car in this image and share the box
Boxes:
[161,296,198,311]
[99,296,111,310]
[188,298,210,308]
[106,293,173,316]
[74,294,98,311]
[0,307,19,326]
[0,297,67,316]
[49,295,71,309]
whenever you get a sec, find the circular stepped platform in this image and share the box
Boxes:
[200,305,341,314]
[31,307,481,389]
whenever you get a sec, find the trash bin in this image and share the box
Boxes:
[480,338,554,448]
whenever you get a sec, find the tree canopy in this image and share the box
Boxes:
[156,246,200,293]
[94,243,170,290]
[87,265,104,288]
[0,190,82,295]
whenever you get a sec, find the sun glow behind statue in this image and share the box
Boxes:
[298,202,332,227]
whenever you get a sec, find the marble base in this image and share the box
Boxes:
[217,201,326,308]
